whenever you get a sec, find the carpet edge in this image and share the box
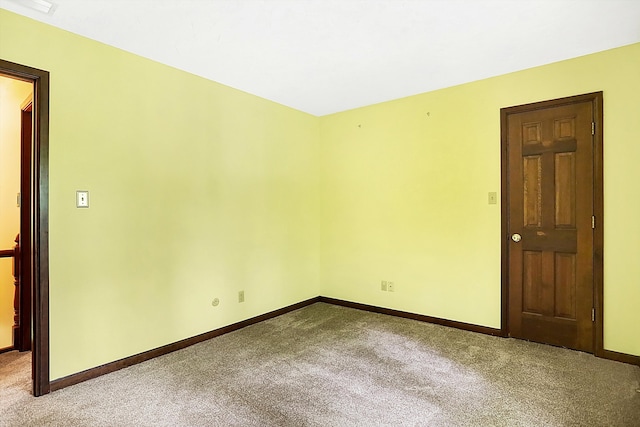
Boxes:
[50,296,321,392]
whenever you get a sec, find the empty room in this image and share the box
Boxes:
[0,0,639,425]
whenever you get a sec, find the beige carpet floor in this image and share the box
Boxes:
[1,302,639,426]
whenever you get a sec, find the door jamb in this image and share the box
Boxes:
[499,92,604,357]
[0,59,50,396]
[19,96,33,352]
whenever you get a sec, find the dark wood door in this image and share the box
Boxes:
[506,98,595,352]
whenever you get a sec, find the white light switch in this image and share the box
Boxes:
[488,192,497,205]
[76,191,89,208]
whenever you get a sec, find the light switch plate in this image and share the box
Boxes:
[488,192,497,205]
[76,190,89,208]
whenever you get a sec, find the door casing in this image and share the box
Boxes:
[18,97,33,352]
[0,59,50,396]
[500,92,604,356]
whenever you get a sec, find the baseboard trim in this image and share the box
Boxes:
[319,298,640,366]
[318,296,504,337]
[600,349,640,366]
[49,294,639,392]
[50,296,320,392]
[0,345,15,354]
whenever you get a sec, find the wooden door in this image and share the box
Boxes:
[503,94,601,353]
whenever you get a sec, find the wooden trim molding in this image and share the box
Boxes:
[0,249,14,258]
[499,105,510,338]
[591,93,605,360]
[48,295,638,393]
[50,297,320,391]
[319,297,503,337]
[50,296,503,392]
[600,349,640,367]
[0,58,50,397]
[320,298,640,365]
[0,346,15,354]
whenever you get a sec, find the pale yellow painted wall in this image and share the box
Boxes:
[320,42,640,357]
[0,10,321,379]
[1,8,638,382]
[0,75,31,349]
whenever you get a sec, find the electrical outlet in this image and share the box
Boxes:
[387,282,395,292]
[381,280,388,291]
[238,290,245,303]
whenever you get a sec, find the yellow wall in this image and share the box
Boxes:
[320,42,640,357]
[0,10,321,379]
[1,8,638,381]
[0,75,31,349]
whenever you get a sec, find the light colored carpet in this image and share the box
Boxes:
[1,302,639,426]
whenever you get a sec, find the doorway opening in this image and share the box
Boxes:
[500,92,603,356]
[0,59,50,396]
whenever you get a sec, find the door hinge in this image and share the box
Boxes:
[591,216,595,229]
[592,308,595,322]
[591,122,595,135]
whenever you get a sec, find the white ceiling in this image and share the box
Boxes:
[1,0,639,116]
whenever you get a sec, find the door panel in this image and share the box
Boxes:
[554,252,576,319]
[506,100,594,352]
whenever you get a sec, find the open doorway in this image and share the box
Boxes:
[0,59,50,397]
[0,76,31,356]
[0,75,33,352]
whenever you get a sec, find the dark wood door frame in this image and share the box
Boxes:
[19,98,33,352]
[0,59,50,396]
[500,92,604,357]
